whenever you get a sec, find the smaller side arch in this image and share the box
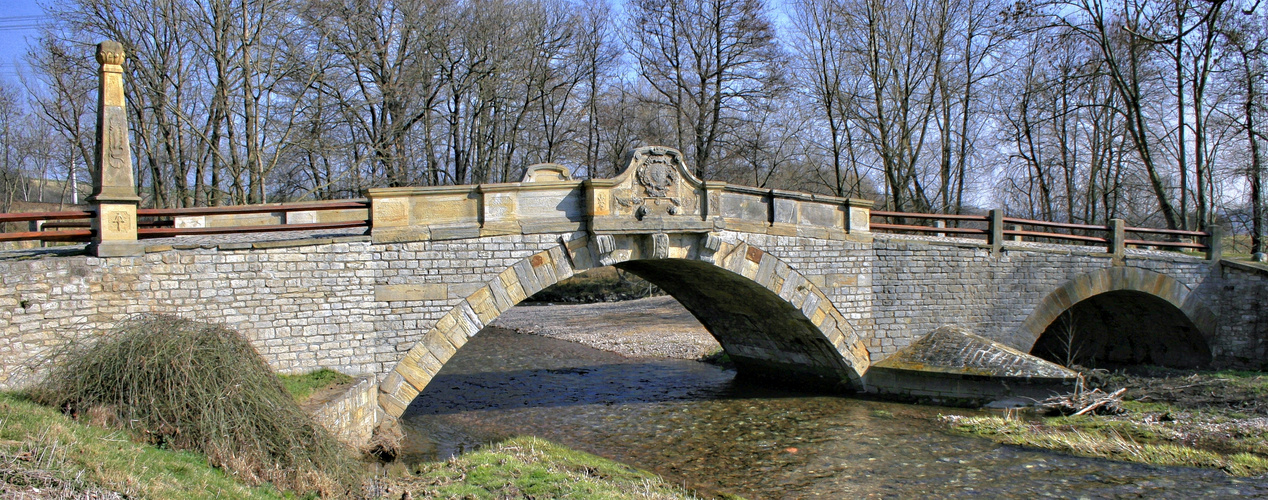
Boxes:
[1016,267,1216,354]
[375,233,871,420]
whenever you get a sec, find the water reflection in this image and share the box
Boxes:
[402,328,1266,499]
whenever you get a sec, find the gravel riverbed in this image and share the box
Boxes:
[490,296,720,360]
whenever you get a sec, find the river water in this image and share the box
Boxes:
[400,327,1268,499]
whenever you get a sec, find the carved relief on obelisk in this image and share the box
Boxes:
[90,41,138,204]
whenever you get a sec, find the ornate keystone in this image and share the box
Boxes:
[594,234,616,265]
[650,233,670,259]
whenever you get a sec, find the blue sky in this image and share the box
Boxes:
[0,0,796,84]
[0,0,45,83]
[0,0,46,83]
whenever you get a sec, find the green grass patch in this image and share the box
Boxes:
[944,414,1268,476]
[279,369,355,404]
[0,391,289,499]
[408,436,700,499]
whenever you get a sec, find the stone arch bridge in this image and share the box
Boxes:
[2,147,1267,439]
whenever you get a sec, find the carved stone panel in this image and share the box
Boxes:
[608,146,702,220]
[97,204,137,241]
[651,233,670,259]
[595,234,617,266]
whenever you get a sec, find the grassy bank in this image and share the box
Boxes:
[4,315,709,498]
[0,391,287,499]
[2,389,709,499]
[280,368,355,404]
[400,436,700,499]
[943,368,1268,476]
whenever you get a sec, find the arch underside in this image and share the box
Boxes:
[619,259,858,386]
[376,232,870,419]
[1020,267,1216,369]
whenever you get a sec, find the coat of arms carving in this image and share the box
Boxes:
[610,146,700,220]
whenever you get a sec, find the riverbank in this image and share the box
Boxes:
[1,383,703,499]
[396,436,699,499]
[943,368,1268,476]
[492,296,720,360]
[0,313,707,499]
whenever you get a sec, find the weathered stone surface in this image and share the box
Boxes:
[521,163,572,182]
[307,376,381,448]
[871,325,1076,379]
[865,325,1078,403]
[375,284,447,302]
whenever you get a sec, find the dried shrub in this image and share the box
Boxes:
[34,315,362,497]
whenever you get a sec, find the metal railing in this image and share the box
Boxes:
[0,210,95,243]
[0,200,370,245]
[136,200,370,238]
[870,209,1217,259]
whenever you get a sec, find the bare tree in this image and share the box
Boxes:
[625,0,785,180]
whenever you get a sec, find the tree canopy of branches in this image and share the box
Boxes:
[3,0,1266,252]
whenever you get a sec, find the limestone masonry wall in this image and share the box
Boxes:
[1216,261,1268,368]
[307,376,381,447]
[3,230,1266,397]
[871,235,1221,361]
[0,232,574,391]
[730,232,875,341]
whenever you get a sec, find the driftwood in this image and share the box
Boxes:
[1038,376,1126,416]
[1070,388,1127,416]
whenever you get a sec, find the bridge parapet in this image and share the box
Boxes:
[365,146,873,245]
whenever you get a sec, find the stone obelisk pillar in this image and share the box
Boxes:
[88,41,143,257]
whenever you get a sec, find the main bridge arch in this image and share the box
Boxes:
[1017,267,1217,368]
[376,232,871,419]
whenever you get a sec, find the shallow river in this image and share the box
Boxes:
[400,328,1268,499]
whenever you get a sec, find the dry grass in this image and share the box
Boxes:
[33,315,362,497]
[280,369,356,404]
[943,414,1268,476]
[0,392,285,499]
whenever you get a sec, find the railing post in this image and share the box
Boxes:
[1107,219,1125,260]
[88,41,143,257]
[1205,225,1223,262]
[933,220,945,238]
[988,209,1004,255]
[28,220,44,248]
[1011,224,1023,242]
